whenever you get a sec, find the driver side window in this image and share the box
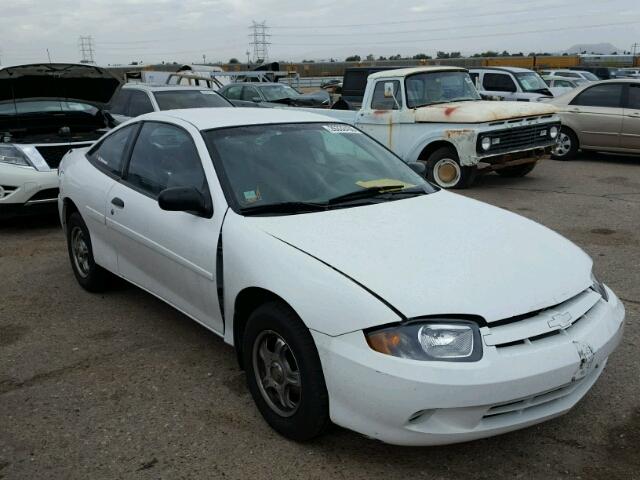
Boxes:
[371,80,402,110]
[124,122,207,199]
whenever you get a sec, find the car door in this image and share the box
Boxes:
[105,120,225,333]
[621,82,640,151]
[356,79,404,152]
[82,124,138,273]
[482,72,518,100]
[566,83,624,149]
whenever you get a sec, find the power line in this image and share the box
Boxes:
[78,35,95,64]
[249,20,270,63]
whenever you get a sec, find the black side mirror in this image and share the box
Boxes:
[158,187,212,217]
[408,162,426,175]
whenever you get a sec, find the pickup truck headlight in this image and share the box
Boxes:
[550,126,559,139]
[591,272,609,302]
[0,145,33,167]
[481,137,492,151]
[365,320,483,361]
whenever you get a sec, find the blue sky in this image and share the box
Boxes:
[1,0,639,65]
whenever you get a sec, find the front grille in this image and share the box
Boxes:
[478,122,559,154]
[35,143,92,169]
[27,188,59,203]
[484,288,602,350]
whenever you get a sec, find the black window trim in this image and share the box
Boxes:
[570,82,626,108]
[119,120,213,217]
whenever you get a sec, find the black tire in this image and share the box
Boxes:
[424,146,477,189]
[551,127,579,160]
[66,212,111,292]
[243,301,329,441]
[495,161,537,178]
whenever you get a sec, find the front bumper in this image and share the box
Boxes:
[312,287,625,446]
[0,163,59,217]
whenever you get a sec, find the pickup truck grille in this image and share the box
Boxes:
[36,143,92,169]
[477,122,560,155]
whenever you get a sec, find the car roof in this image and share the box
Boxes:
[122,83,217,92]
[139,107,342,130]
[469,66,533,73]
[221,82,289,88]
[368,66,465,79]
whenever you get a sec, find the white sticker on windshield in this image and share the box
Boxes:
[323,124,361,134]
[200,90,215,94]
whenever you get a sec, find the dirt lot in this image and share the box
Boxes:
[1,155,639,480]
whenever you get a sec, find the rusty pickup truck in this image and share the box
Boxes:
[320,66,560,188]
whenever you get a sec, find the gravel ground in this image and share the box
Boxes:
[1,155,639,480]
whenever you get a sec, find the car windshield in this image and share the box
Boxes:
[0,100,98,116]
[515,72,549,92]
[260,85,300,101]
[405,71,480,108]
[153,90,230,110]
[203,123,435,214]
[581,72,599,81]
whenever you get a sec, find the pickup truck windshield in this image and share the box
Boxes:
[515,72,549,93]
[204,123,434,214]
[153,90,230,110]
[405,71,480,108]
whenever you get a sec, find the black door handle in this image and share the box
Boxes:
[111,197,125,208]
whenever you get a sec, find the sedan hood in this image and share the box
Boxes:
[251,192,591,325]
[0,63,121,107]
[414,100,557,123]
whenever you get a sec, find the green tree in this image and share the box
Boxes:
[345,55,361,62]
[436,51,450,59]
[228,58,239,64]
[413,53,431,59]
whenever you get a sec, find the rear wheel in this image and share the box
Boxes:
[552,128,579,160]
[243,301,329,441]
[495,161,537,178]
[66,212,111,292]
[424,146,477,189]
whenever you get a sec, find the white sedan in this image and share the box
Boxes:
[58,107,625,446]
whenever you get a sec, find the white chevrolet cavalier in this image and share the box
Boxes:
[58,108,625,446]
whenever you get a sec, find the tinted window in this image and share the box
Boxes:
[483,73,517,92]
[153,90,230,110]
[88,125,135,176]
[571,84,623,108]
[371,80,402,110]
[223,85,243,100]
[627,84,640,110]
[109,90,131,115]
[126,122,206,198]
[128,90,154,117]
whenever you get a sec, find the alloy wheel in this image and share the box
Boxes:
[554,132,572,157]
[71,226,90,278]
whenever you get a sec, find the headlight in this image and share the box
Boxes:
[550,126,559,139]
[591,272,609,302]
[481,137,492,151]
[365,320,482,362]
[0,144,32,167]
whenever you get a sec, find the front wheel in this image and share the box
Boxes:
[495,161,537,178]
[552,128,579,160]
[424,146,477,189]
[243,302,329,441]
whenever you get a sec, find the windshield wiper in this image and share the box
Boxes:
[327,185,425,205]
[240,201,328,216]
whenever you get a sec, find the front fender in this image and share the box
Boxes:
[221,211,402,345]
[406,129,478,167]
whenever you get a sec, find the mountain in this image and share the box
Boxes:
[564,43,621,55]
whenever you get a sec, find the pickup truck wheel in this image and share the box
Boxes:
[552,128,578,160]
[66,212,111,292]
[243,301,330,441]
[425,147,477,189]
[496,162,537,178]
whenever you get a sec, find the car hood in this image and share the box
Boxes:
[0,63,121,107]
[414,100,557,123]
[251,191,592,324]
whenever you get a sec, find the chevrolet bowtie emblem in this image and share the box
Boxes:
[549,311,573,329]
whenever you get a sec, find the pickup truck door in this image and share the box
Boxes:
[105,120,224,333]
[565,83,624,149]
[621,83,640,150]
[356,79,403,152]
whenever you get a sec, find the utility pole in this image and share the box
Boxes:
[46,49,52,63]
[202,54,206,65]
[248,21,270,64]
[246,50,251,66]
[78,35,95,64]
